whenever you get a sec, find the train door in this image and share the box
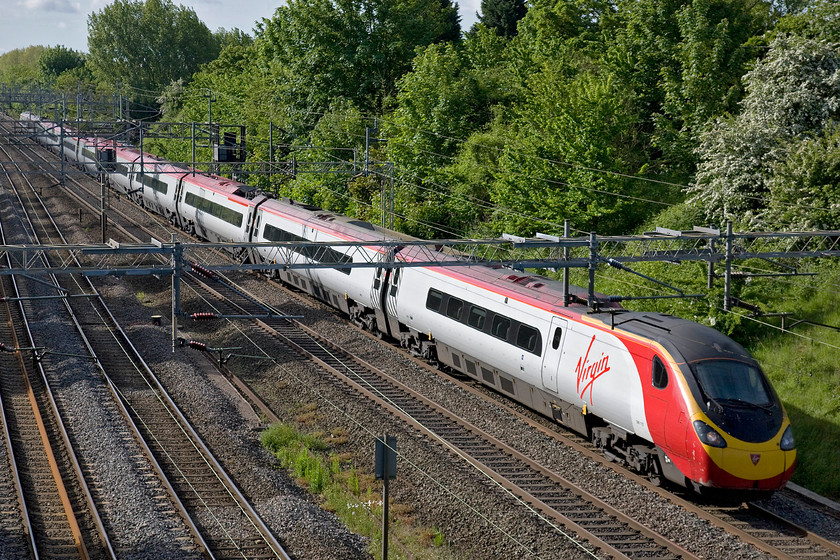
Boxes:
[370,266,392,336]
[646,355,688,459]
[383,266,403,336]
[541,316,568,393]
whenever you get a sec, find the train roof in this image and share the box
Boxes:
[604,311,754,364]
[260,196,417,243]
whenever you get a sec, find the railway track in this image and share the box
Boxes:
[0,141,114,559]
[177,219,840,560]
[182,268,696,560]
[4,110,840,559]
[0,122,291,559]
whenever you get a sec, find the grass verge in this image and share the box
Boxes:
[261,421,458,559]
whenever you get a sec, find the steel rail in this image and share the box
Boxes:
[343,313,840,560]
[0,140,105,559]
[1,118,291,560]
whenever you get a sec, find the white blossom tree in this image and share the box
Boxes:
[688,34,840,228]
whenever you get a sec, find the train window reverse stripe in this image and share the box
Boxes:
[262,223,352,274]
[652,356,668,389]
[516,324,541,354]
[491,315,510,340]
[185,191,243,227]
[426,289,443,312]
[446,297,464,320]
[467,305,486,330]
[141,174,168,195]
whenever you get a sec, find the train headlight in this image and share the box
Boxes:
[693,420,727,448]
[779,425,795,451]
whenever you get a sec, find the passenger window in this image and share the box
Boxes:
[426,289,443,312]
[516,325,542,355]
[491,315,510,340]
[551,327,563,350]
[467,306,486,330]
[446,297,464,320]
[652,356,669,389]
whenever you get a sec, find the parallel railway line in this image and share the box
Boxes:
[438,349,840,560]
[0,141,113,559]
[0,118,291,560]
[3,112,840,559]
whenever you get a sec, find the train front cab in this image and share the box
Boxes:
[649,353,797,494]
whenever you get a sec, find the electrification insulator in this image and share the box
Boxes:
[188,340,207,351]
[191,264,215,278]
[191,312,219,321]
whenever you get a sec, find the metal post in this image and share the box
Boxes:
[388,165,394,230]
[563,219,570,306]
[724,221,733,311]
[204,89,214,127]
[588,232,597,308]
[382,462,389,560]
[191,122,196,176]
[139,126,144,174]
[100,178,107,243]
[172,234,182,353]
[707,235,715,290]
[375,434,396,560]
[269,122,273,164]
[365,126,370,176]
[59,123,66,186]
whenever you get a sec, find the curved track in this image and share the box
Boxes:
[0,115,291,560]
[0,141,113,560]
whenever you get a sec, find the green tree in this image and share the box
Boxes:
[689,35,840,227]
[212,27,253,50]
[255,0,461,120]
[387,41,491,173]
[766,126,840,229]
[38,46,86,82]
[0,45,46,87]
[774,0,840,43]
[488,69,657,236]
[87,0,218,116]
[605,0,768,176]
[477,0,527,37]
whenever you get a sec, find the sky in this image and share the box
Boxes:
[0,0,482,55]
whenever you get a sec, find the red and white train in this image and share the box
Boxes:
[21,111,797,495]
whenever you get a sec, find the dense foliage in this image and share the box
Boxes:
[7,0,837,240]
[0,45,46,86]
[87,0,219,115]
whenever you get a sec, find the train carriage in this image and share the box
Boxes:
[175,174,264,245]
[252,198,410,320]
